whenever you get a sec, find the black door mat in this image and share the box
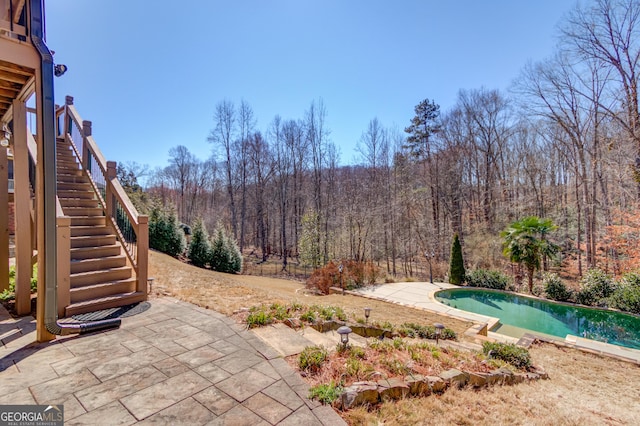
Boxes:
[71,301,151,322]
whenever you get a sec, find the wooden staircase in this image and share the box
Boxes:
[56,138,146,317]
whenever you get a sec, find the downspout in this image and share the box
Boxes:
[30,0,120,335]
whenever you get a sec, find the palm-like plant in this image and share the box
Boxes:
[501,217,559,293]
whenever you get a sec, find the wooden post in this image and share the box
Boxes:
[82,120,91,171]
[106,160,116,219]
[64,95,72,142]
[56,214,70,317]
[13,99,32,315]
[137,215,149,298]
[0,143,8,293]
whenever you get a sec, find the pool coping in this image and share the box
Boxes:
[346,282,640,365]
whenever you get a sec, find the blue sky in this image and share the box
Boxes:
[45,1,576,170]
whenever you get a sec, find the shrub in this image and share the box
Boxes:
[209,225,242,274]
[399,323,457,340]
[610,272,640,315]
[246,309,272,328]
[449,233,466,285]
[465,269,510,290]
[306,262,339,295]
[298,345,328,373]
[482,341,531,369]
[308,382,342,405]
[576,269,617,306]
[149,205,185,257]
[543,273,572,302]
[187,218,210,268]
[1,265,38,301]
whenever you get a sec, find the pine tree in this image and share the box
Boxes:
[449,233,466,285]
[210,227,228,272]
[188,218,210,268]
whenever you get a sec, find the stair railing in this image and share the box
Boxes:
[58,97,149,296]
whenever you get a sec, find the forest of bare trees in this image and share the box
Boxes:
[133,0,640,280]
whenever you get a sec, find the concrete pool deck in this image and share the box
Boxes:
[351,281,640,364]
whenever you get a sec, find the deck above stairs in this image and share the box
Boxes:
[56,137,146,317]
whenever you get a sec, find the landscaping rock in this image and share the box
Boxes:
[339,381,379,410]
[439,369,469,388]
[283,318,302,329]
[404,375,431,396]
[426,375,447,393]
[528,365,549,379]
[492,367,515,385]
[377,377,410,401]
[468,371,489,388]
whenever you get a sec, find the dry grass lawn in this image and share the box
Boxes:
[149,250,640,425]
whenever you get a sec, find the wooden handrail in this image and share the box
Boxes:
[64,102,148,294]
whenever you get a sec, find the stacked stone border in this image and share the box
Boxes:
[338,365,549,410]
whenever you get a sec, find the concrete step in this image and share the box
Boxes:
[71,244,121,260]
[70,278,137,303]
[71,234,117,248]
[71,266,132,287]
[65,291,147,317]
[70,254,127,274]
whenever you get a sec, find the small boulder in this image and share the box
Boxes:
[528,365,549,380]
[468,372,489,388]
[426,375,447,393]
[338,381,379,410]
[377,377,410,401]
[283,318,302,329]
[439,369,469,388]
[405,375,431,396]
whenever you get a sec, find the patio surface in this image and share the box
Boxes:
[0,297,346,425]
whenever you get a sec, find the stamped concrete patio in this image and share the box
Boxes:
[0,298,346,425]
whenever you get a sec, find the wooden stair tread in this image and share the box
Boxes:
[65,291,147,317]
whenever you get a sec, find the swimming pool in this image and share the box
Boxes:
[435,288,640,350]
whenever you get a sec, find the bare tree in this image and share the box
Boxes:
[208,100,238,238]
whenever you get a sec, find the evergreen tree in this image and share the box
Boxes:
[225,233,243,273]
[188,218,210,268]
[449,233,466,285]
[148,204,185,257]
[210,227,228,272]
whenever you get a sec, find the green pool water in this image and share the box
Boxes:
[436,288,640,350]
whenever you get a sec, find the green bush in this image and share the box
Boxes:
[149,205,185,257]
[482,341,531,369]
[543,273,573,302]
[399,322,457,340]
[466,269,510,290]
[1,265,38,301]
[187,218,210,268]
[610,272,640,315]
[209,225,242,274]
[298,345,328,373]
[576,269,616,306]
[308,381,342,405]
[246,309,273,328]
[449,233,466,285]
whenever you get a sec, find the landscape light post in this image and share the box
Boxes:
[337,326,352,349]
[364,307,371,324]
[434,323,445,345]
